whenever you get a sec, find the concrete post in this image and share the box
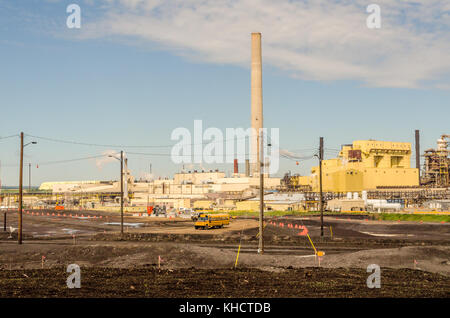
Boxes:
[251,33,263,176]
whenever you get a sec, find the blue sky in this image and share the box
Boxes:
[0,0,449,186]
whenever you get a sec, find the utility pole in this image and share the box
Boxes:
[80,186,83,209]
[2,177,5,230]
[0,160,2,204]
[18,132,24,244]
[415,130,420,185]
[0,160,4,232]
[120,150,124,236]
[17,135,36,244]
[28,163,31,192]
[319,137,324,237]
[258,130,264,254]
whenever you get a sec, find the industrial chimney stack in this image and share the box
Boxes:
[250,32,263,176]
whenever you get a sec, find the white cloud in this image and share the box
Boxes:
[76,0,450,89]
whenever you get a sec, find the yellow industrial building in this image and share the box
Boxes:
[296,140,419,193]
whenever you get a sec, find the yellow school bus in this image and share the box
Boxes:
[194,213,230,230]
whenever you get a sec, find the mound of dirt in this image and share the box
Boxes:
[90,231,449,249]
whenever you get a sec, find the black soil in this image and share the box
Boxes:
[0,267,448,298]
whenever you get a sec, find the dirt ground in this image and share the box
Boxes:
[1,267,448,298]
[1,209,449,297]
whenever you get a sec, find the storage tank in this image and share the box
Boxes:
[366,199,401,212]
[362,190,368,202]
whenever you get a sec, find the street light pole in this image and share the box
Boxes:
[258,130,264,254]
[28,163,31,192]
[18,132,24,244]
[120,150,124,236]
[109,152,125,237]
[0,161,4,232]
[18,133,37,245]
[319,137,324,237]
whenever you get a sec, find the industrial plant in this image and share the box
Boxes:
[2,33,448,216]
[1,24,449,300]
[423,135,450,187]
[14,131,445,214]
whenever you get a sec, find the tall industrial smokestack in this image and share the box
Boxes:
[251,32,263,176]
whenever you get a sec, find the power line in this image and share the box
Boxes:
[324,147,341,151]
[37,155,107,166]
[25,134,174,149]
[0,154,108,167]
[129,152,251,158]
[24,132,333,158]
[0,134,19,141]
[0,149,320,168]
[286,148,319,152]
[126,152,172,157]
[10,133,333,167]
[25,133,251,149]
[280,154,317,161]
